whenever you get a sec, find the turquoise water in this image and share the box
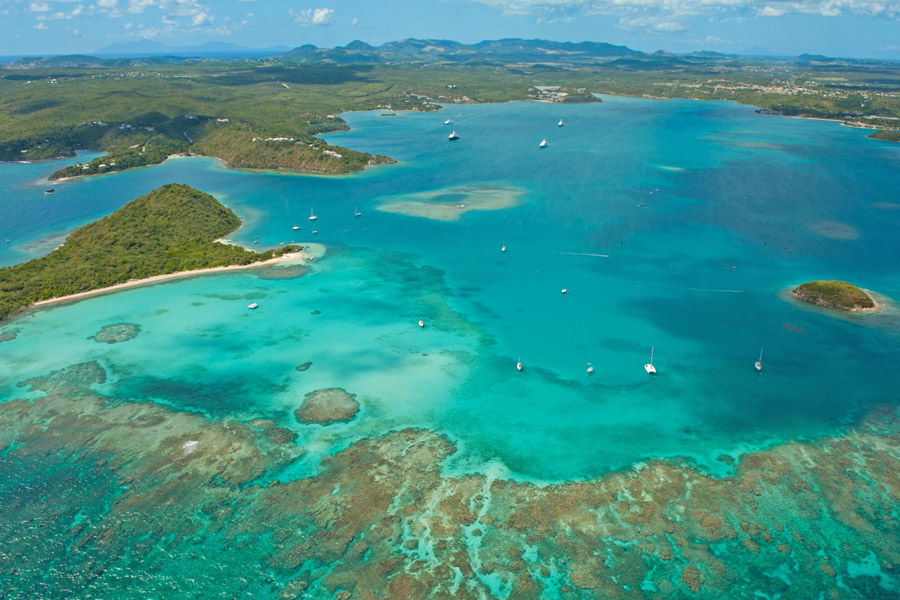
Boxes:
[2,96,900,480]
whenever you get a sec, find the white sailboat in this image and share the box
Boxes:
[644,347,657,375]
[248,302,259,309]
[755,347,763,372]
[354,206,362,217]
[586,362,594,375]
[444,119,453,125]
[448,131,460,141]
[558,119,564,127]
[539,138,549,148]
[292,225,300,230]
[308,206,317,221]
[516,356,523,372]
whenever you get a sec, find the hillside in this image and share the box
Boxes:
[0,184,297,320]
[3,38,900,176]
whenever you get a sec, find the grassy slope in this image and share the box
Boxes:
[0,183,296,320]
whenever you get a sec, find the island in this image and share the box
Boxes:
[0,183,300,321]
[791,280,877,312]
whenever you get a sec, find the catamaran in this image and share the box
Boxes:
[755,347,763,372]
[308,206,317,221]
[644,347,657,374]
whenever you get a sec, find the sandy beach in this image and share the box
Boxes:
[30,244,324,310]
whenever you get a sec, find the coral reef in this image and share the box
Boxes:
[1,363,899,598]
[89,323,142,344]
[294,388,359,425]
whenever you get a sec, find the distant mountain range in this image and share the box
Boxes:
[279,38,642,64]
[1,37,881,70]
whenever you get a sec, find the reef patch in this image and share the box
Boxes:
[0,327,20,343]
[90,323,141,344]
[295,387,359,425]
[257,264,310,280]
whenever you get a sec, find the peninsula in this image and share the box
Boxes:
[792,280,878,312]
[0,183,299,321]
[4,39,900,181]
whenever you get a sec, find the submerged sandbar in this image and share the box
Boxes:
[376,183,525,221]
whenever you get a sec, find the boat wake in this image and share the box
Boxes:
[642,282,744,294]
[558,252,609,258]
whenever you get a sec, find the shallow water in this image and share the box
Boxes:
[3,96,900,598]
[3,97,899,481]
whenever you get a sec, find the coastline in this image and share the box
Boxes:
[29,244,323,311]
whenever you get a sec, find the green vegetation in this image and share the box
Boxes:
[870,129,900,142]
[3,39,900,177]
[792,280,876,311]
[0,184,298,321]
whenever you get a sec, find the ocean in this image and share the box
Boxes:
[1,96,898,598]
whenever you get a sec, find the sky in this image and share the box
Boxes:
[1,0,899,59]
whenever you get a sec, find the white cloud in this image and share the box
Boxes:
[191,10,210,24]
[290,7,334,25]
[29,2,51,12]
[460,0,900,27]
[617,15,687,32]
[97,0,118,7]
[127,0,156,13]
[35,20,47,28]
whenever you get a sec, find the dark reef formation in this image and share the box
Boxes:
[1,362,899,598]
[90,323,141,344]
[295,388,360,425]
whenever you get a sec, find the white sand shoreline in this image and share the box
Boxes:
[29,244,324,310]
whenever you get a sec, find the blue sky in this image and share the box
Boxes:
[1,0,899,59]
